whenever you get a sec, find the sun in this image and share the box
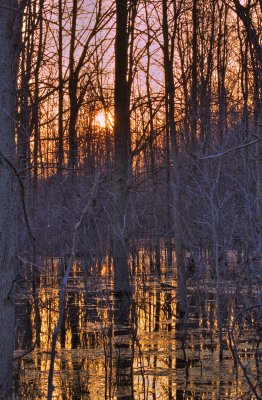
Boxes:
[95,111,113,128]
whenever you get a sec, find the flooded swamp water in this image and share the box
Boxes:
[13,255,262,399]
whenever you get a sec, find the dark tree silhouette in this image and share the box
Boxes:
[0,1,24,398]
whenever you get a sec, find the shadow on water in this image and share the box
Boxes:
[13,256,261,399]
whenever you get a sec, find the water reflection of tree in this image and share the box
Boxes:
[152,290,161,400]
[13,259,262,399]
[114,294,133,400]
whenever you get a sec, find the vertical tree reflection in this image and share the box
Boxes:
[114,294,133,400]
[165,292,173,400]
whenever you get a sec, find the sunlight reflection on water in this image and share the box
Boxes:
[13,257,259,399]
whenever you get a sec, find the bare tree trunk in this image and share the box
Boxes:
[162,0,187,315]
[199,0,215,149]
[68,0,78,172]
[217,2,228,144]
[32,0,44,186]
[256,107,262,220]
[232,0,262,220]
[0,1,22,398]
[57,0,64,173]
[113,0,132,294]
[145,5,161,275]
[164,45,173,272]
[17,3,33,177]
[191,0,198,146]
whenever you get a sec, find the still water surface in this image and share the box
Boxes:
[13,257,260,399]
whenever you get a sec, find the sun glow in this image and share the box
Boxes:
[95,111,113,128]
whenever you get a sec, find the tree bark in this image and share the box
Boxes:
[68,0,78,172]
[217,2,228,144]
[191,0,198,146]
[113,0,132,294]
[232,0,262,220]
[0,1,22,398]
[256,107,262,220]
[57,0,64,173]
[162,0,187,315]
[32,0,44,185]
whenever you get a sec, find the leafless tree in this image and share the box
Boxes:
[0,1,24,398]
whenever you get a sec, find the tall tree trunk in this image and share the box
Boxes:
[232,0,262,219]
[68,0,78,172]
[199,0,215,149]
[68,78,78,172]
[191,0,198,146]
[255,103,262,220]
[57,0,64,173]
[145,4,161,275]
[162,0,187,315]
[217,3,228,144]
[32,0,44,186]
[0,1,22,398]
[17,4,33,177]
[113,0,132,294]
